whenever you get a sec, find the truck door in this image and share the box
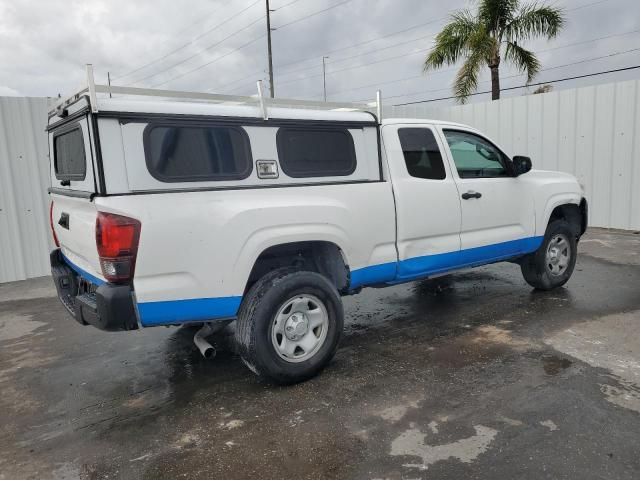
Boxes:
[438,127,536,262]
[382,124,462,282]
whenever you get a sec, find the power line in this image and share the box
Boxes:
[276,29,443,78]
[129,16,265,86]
[179,0,616,94]
[144,3,233,55]
[275,17,447,74]
[114,0,261,81]
[325,27,640,98]
[274,0,306,9]
[212,17,446,93]
[564,0,610,11]
[392,64,640,106]
[271,0,606,77]
[210,19,442,91]
[270,0,608,79]
[276,47,432,88]
[381,46,640,103]
[258,1,629,90]
[275,0,355,29]
[145,0,356,88]
[151,34,267,87]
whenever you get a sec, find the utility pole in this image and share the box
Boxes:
[265,0,275,98]
[322,56,329,102]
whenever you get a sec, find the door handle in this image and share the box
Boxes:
[58,212,70,230]
[461,191,482,200]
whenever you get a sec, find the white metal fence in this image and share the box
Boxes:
[0,97,52,284]
[1,79,639,283]
[388,78,640,232]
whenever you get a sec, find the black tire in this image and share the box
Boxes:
[235,268,344,384]
[521,220,578,290]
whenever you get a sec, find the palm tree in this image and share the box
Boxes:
[424,0,564,103]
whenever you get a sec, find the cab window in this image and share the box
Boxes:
[443,130,510,178]
[398,128,446,180]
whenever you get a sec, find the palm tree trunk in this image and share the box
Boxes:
[490,65,500,100]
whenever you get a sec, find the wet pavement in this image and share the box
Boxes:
[1,228,640,479]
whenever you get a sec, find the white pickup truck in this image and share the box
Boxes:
[48,74,587,383]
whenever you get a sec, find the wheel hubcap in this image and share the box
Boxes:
[271,294,329,363]
[545,234,571,276]
[284,313,309,341]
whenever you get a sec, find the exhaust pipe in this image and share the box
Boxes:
[194,324,216,359]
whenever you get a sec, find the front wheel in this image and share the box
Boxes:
[235,268,344,384]
[520,220,578,290]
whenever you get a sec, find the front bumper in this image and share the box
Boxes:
[50,249,139,331]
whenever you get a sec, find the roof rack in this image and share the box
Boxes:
[49,64,383,123]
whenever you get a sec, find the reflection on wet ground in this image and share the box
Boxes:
[1,230,640,479]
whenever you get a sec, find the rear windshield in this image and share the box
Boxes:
[54,127,86,180]
[144,124,253,182]
[276,127,357,178]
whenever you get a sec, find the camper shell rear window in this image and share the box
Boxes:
[53,126,86,181]
[143,122,253,183]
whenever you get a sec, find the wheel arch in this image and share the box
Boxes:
[544,199,587,238]
[540,194,585,238]
[233,227,353,296]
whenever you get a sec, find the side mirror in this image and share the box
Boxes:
[513,156,532,176]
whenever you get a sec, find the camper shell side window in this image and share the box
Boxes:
[276,127,357,178]
[143,122,253,183]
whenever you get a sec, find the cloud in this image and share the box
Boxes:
[0,85,22,96]
[0,0,638,105]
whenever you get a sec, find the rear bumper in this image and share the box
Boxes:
[50,249,139,331]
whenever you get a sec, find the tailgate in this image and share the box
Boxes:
[48,112,104,284]
[50,194,104,284]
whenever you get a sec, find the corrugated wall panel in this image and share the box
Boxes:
[631,86,640,229]
[1,82,640,283]
[388,79,640,231]
[0,97,51,283]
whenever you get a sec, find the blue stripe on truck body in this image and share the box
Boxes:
[137,296,243,327]
[64,236,543,327]
[61,252,106,286]
[350,236,543,289]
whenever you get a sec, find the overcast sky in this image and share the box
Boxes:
[1,0,639,106]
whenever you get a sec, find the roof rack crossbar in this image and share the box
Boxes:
[49,68,382,122]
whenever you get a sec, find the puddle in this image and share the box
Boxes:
[600,382,640,414]
[391,424,498,470]
[542,355,572,375]
[428,325,531,368]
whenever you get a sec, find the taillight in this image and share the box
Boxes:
[96,212,141,283]
[49,201,60,247]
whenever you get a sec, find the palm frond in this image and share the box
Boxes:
[424,9,480,71]
[454,51,484,103]
[504,3,564,42]
[504,41,540,82]
[478,0,520,32]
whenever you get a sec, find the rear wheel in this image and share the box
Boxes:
[521,220,578,290]
[235,268,343,384]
